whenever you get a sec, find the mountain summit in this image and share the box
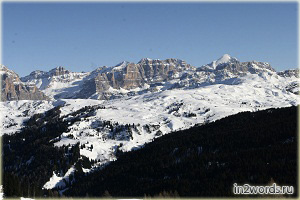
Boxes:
[199,54,239,71]
[215,54,238,66]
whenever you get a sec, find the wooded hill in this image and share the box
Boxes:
[65,106,298,197]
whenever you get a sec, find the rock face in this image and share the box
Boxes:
[276,69,299,95]
[21,66,83,89]
[1,65,49,101]
[75,58,192,99]
[21,66,71,82]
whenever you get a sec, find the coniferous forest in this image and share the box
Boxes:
[3,105,298,198]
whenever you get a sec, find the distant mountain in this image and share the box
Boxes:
[20,66,89,99]
[0,65,48,101]
[194,54,277,84]
[18,54,299,100]
[198,54,239,71]
[198,54,276,74]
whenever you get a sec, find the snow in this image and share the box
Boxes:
[0,100,54,135]
[111,61,129,71]
[215,54,233,66]
[21,71,89,99]
[43,166,75,190]
[57,99,104,117]
[0,185,3,200]
[199,54,238,70]
[4,71,295,173]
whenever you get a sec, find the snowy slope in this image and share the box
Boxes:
[0,100,54,135]
[53,72,299,160]
[43,166,75,190]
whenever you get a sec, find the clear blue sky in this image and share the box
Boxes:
[2,2,298,77]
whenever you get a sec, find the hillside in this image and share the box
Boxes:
[64,106,298,197]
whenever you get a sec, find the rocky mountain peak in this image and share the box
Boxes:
[215,54,238,65]
[137,58,155,64]
[1,64,16,74]
[242,61,276,73]
[115,61,130,66]
[49,66,70,76]
[198,54,276,76]
[0,65,21,83]
[137,58,187,67]
[200,54,239,71]
[1,65,49,101]
[24,70,46,80]
[110,61,130,72]
[0,64,8,71]
[22,66,71,82]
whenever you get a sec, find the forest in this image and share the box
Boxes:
[3,105,100,197]
[65,105,298,197]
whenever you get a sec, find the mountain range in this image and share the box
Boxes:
[1,54,299,197]
[1,54,299,101]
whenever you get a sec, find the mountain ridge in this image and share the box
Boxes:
[2,54,298,101]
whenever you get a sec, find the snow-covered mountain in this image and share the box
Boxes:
[1,54,299,192]
[198,54,239,71]
[19,58,194,100]
[20,66,89,99]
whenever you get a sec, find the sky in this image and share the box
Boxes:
[2,2,298,77]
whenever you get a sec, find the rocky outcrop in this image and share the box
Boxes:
[21,66,70,82]
[1,65,49,101]
[49,66,70,76]
[277,69,299,78]
[75,58,192,99]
